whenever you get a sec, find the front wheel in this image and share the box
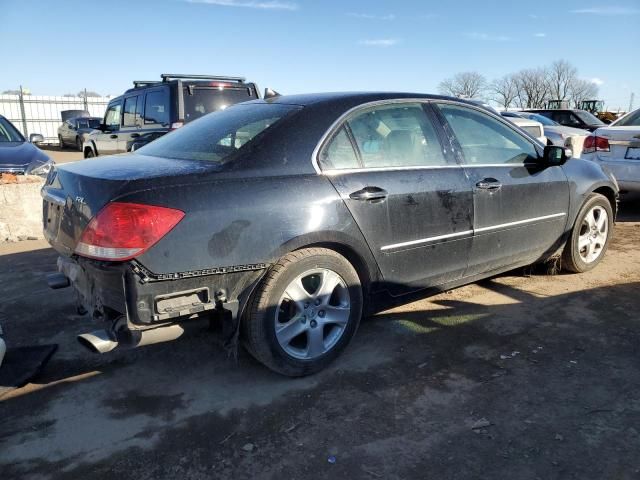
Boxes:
[85,148,95,158]
[562,193,613,273]
[243,248,363,376]
[58,135,64,149]
[76,136,83,152]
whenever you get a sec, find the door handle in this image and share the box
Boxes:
[475,178,502,191]
[349,186,388,202]
[130,133,140,138]
[110,134,118,139]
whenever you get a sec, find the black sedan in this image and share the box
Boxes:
[58,116,101,151]
[0,115,53,176]
[42,92,618,376]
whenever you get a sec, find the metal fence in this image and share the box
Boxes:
[0,89,109,144]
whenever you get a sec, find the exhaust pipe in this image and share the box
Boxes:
[77,320,207,354]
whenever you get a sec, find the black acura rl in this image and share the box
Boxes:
[42,92,618,376]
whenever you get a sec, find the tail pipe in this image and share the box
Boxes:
[77,319,208,354]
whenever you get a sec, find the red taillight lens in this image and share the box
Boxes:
[75,202,184,261]
[583,135,610,154]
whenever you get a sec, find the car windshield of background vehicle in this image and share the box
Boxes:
[0,117,25,142]
[575,110,605,126]
[138,104,300,164]
[182,87,257,123]
[614,109,640,127]
[438,103,537,164]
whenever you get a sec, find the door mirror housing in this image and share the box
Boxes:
[29,133,44,144]
[543,145,572,166]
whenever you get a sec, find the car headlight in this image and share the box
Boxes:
[26,158,55,177]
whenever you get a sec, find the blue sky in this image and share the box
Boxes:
[1,0,638,110]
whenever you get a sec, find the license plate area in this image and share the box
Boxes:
[625,147,640,160]
[44,200,63,238]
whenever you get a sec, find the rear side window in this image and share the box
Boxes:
[138,104,300,164]
[347,103,447,168]
[183,86,257,123]
[437,103,537,164]
[123,96,140,127]
[144,90,170,125]
[319,127,360,170]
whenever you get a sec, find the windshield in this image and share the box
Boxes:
[575,110,605,126]
[138,103,300,163]
[77,118,101,129]
[0,117,25,142]
[183,86,258,123]
[613,109,640,127]
[522,113,558,126]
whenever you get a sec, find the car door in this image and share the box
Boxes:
[434,102,570,277]
[318,101,474,295]
[118,94,143,152]
[95,100,122,155]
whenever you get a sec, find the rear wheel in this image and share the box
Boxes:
[562,193,613,273]
[243,248,363,376]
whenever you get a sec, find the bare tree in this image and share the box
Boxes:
[2,89,23,95]
[569,79,599,108]
[438,71,487,99]
[77,90,101,98]
[548,59,577,101]
[514,68,551,108]
[490,74,519,109]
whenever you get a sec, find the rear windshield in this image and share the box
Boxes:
[138,104,300,163]
[183,86,258,123]
[0,117,25,142]
[575,110,605,126]
[614,109,640,127]
[522,113,557,126]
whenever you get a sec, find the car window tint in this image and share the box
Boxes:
[347,103,446,168]
[319,127,359,170]
[104,104,122,130]
[123,96,139,127]
[144,90,169,125]
[438,104,537,164]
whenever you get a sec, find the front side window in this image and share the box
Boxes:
[138,104,299,164]
[347,103,446,168]
[437,103,537,165]
[123,96,140,127]
[104,103,122,130]
[144,90,170,125]
[319,127,360,170]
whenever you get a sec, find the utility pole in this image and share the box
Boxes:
[629,92,635,112]
[18,85,28,138]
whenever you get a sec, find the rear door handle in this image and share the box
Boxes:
[110,134,118,139]
[475,178,502,191]
[349,186,388,202]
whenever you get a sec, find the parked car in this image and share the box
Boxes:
[0,115,52,176]
[83,74,260,157]
[524,109,606,132]
[58,116,101,151]
[43,92,618,376]
[501,111,589,146]
[501,114,546,144]
[582,107,640,193]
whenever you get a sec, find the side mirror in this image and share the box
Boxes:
[29,133,44,144]
[543,145,572,166]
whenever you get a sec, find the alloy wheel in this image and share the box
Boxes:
[578,206,608,263]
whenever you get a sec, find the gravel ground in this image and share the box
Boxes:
[0,197,639,480]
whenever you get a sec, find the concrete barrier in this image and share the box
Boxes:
[0,178,45,242]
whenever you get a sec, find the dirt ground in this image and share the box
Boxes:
[40,145,84,165]
[1,196,639,479]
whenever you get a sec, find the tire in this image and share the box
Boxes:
[85,148,95,158]
[562,193,613,273]
[58,135,64,149]
[76,136,83,152]
[243,248,363,376]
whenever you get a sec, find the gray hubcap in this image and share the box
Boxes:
[578,205,608,263]
[275,268,350,360]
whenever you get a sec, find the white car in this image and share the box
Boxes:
[582,108,640,193]
[508,116,547,145]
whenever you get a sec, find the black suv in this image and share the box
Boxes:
[83,74,260,157]
[523,109,606,132]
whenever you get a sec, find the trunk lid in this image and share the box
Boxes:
[595,126,640,160]
[41,154,214,256]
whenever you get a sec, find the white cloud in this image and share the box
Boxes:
[528,13,539,19]
[533,32,546,37]
[348,12,395,20]
[358,38,400,47]
[185,0,298,10]
[590,77,605,86]
[465,32,512,42]
[571,6,640,15]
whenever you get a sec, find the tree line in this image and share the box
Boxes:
[438,60,599,109]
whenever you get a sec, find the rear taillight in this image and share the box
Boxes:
[583,135,610,154]
[75,202,184,261]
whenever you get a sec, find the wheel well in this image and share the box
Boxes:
[593,186,618,217]
[83,143,96,158]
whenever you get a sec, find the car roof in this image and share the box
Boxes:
[251,91,463,108]
[69,116,101,121]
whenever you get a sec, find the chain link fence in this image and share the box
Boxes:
[0,88,109,144]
